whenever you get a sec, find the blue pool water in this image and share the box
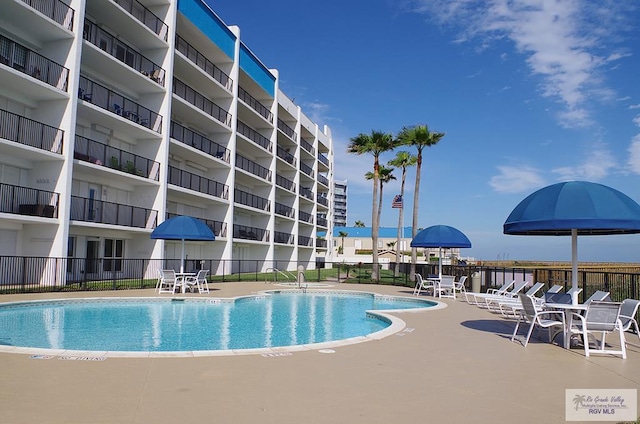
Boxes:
[0,291,435,353]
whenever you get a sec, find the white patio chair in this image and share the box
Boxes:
[157,269,181,294]
[453,276,467,299]
[184,269,209,294]
[435,275,456,299]
[413,274,436,296]
[569,301,626,359]
[619,298,640,347]
[511,293,565,347]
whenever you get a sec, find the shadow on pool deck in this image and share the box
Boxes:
[1,282,639,424]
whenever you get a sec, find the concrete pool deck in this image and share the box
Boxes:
[1,282,639,423]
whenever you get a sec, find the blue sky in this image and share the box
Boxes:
[209,0,640,262]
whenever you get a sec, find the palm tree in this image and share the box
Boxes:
[387,151,417,276]
[396,125,445,282]
[365,165,396,232]
[354,220,365,227]
[338,231,348,254]
[348,130,395,281]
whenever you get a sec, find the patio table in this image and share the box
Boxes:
[175,272,196,293]
[544,303,588,349]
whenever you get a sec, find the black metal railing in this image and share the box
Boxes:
[0,34,69,91]
[233,224,269,242]
[175,34,232,91]
[173,78,231,127]
[300,162,314,178]
[317,216,328,228]
[234,188,270,211]
[70,195,157,228]
[316,238,328,248]
[275,174,295,192]
[112,0,168,41]
[238,86,272,122]
[0,183,59,218]
[300,187,314,201]
[318,152,329,166]
[277,119,296,140]
[274,231,294,244]
[276,145,296,166]
[236,154,271,181]
[83,20,165,86]
[20,0,74,30]
[275,202,295,218]
[318,174,329,187]
[74,135,160,180]
[168,166,229,200]
[167,213,227,238]
[298,235,313,247]
[236,120,272,152]
[0,108,64,154]
[298,210,313,224]
[170,121,229,163]
[317,195,328,207]
[301,137,315,155]
[78,76,163,132]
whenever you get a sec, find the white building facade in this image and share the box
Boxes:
[0,0,334,285]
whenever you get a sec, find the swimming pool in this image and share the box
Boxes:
[0,291,439,357]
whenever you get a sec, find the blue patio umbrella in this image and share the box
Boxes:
[411,225,472,278]
[504,181,640,303]
[151,215,215,272]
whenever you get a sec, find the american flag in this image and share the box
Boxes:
[392,194,403,209]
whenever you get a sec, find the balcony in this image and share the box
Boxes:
[299,210,313,224]
[0,108,63,154]
[300,162,314,179]
[238,86,272,122]
[277,119,296,140]
[176,34,232,91]
[236,154,271,182]
[274,231,294,245]
[317,195,329,207]
[0,183,59,218]
[275,202,295,219]
[19,0,75,31]
[170,121,229,163]
[316,238,328,248]
[300,187,314,201]
[78,76,163,133]
[317,216,328,228]
[275,174,295,192]
[70,195,157,229]
[318,174,329,187]
[167,212,227,237]
[83,20,165,86]
[112,0,168,41]
[0,35,70,92]
[74,135,160,181]
[173,78,231,127]
[237,120,272,152]
[300,137,315,155]
[318,152,329,167]
[298,235,313,247]
[276,145,295,166]
[234,188,270,212]
[168,166,229,200]
[233,224,268,242]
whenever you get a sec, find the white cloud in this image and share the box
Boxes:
[629,104,640,109]
[489,166,545,193]
[627,134,640,174]
[551,148,615,181]
[633,115,640,127]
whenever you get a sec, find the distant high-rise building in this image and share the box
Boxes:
[334,180,347,227]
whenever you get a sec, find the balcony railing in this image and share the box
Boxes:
[316,238,328,248]
[277,119,296,140]
[168,166,229,200]
[112,0,168,41]
[20,0,74,30]
[167,213,227,237]
[299,210,313,224]
[78,76,163,133]
[0,183,59,218]
[317,195,329,207]
[236,120,272,152]
[300,162,314,178]
[176,35,232,91]
[238,86,273,122]
[318,174,329,187]
[74,135,160,181]
[70,195,157,228]
[236,154,271,182]
[173,78,231,127]
[274,231,294,244]
[300,137,315,155]
[298,235,313,247]
[318,152,329,166]
[275,174,295,192]
[317,216,328,228]
[300,187,314,201]
[275,202,295,218]
[0,108,63,154]
[276,145,295,166]
[233,224,269,242]
[234,188,270,212]
[0,34,69,91]
[83,20,165,86]
[170,121,229,163]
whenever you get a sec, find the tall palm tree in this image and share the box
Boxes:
[365,165,396,232]
[338,231,348,254]
[348,130,395,281]
[354,220,365,227]
[396,125,445,282]
[387,151,417,276]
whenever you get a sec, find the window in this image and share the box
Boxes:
[103,238,124,272]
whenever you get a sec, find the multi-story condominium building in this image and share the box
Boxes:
[0,0,333,286]
[333,179,347,227]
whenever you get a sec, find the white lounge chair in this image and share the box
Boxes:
[511,293,565,347]
[184,269,209,294]
[464,280,515,305]
[473,280,528,308]
[569,301,626,358]
[488,282,545,316]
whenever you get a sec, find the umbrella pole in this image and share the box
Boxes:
[571,229,578,305]
[181,239,185,273]
[438,247,442,279]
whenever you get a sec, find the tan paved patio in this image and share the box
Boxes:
[1,282,639,423]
